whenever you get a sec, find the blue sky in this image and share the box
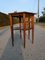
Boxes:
[0,0,45,16]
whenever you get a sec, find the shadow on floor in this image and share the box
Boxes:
[0,30,24,60]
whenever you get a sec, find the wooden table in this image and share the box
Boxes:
[9,12,36,48]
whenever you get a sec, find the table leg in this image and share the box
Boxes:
[28,17,30,39]
[32,28,34,44]
[31,16,34,44]
[11,26,14,46]
[10,15,14,46]
[23,14,26,48]
[19,17,22,39]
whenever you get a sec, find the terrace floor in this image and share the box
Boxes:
[0,24,45,60]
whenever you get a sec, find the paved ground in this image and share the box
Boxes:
[0,25,45,60]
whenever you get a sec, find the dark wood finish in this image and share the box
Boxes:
[10,15,14,46]
[19,17,22,39]
[9,12,36,48]
[31,16,34,44]
[9,12,36,17]
[23,13,26,48]
[28,17,30,39]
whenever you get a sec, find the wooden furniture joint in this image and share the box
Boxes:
[9,12,36,48]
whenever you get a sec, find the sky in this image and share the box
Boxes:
[0,0,45,16]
